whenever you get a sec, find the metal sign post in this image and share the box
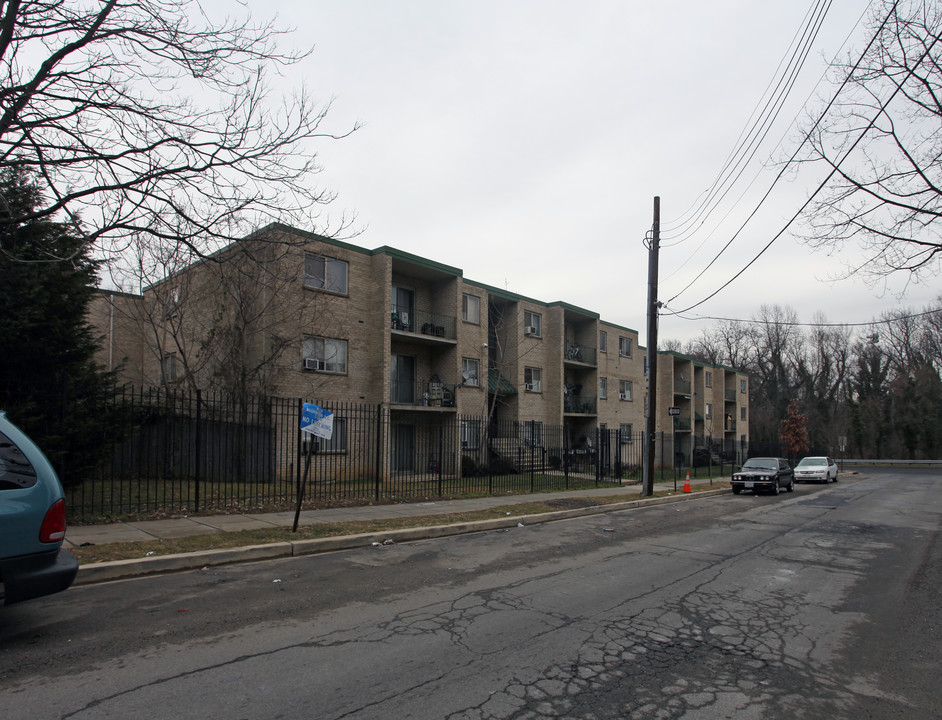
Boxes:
[293,403,334,532]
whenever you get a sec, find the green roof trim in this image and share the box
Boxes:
[488,369,517,395]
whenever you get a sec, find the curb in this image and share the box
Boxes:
[75,487,730,586]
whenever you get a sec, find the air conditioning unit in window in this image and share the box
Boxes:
[305,358,325,371]
[619,392,629,400]
[525,326,537,336]
[524,383,534,391]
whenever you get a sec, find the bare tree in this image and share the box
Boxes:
[0,1,354,269]
[799,0,942,281]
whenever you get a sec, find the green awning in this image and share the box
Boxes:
[488,369,517,395]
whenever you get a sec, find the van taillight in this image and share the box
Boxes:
[40,498,67,543]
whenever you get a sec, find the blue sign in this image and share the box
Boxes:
[300,403,334,440]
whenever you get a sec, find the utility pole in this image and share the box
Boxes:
[642,196,660,497]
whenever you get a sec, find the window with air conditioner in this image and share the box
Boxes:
[619,380,632,401]
[302,336,347,373]
[304,253,348,294]
[523,311,542,338]
[524,367,541,392]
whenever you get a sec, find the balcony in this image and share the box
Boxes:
[390,379,457,408]
[674,378,691,394]
[724,419,737,432]
[673,417,692,432]
[564,395,597,414]
[564,342,597,366]
[725,389,736,401]
[390,308,457,341]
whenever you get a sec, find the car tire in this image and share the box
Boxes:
[732,487,741,495]
[772,481,780,495]
[787,478,794,492]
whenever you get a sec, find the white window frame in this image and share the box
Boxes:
[523,311,542,338]
[461,357,480,387]
[705,402,712,419]
[599,330,607,353]
[461,419,480,449]
[303,336,348,374]
[163,352,177,382]
[308,417,347,453]
[705,371,712,388]
[619,336,632,357]
[524,366,542,392]
[304,253,348,294]
[599,376,607,399]
[740,379,747,394]
[741,406,747,421]
[619,380,633,401]
[462,294,480,324]
[619,423,633,443]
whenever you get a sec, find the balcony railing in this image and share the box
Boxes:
[564,395,597,414]
[724,419,737,432]
[673,417,692,431]
[391,308,457,340]
[390,379,457,408]
[674,379,691,394]
[725,389,736,401]
[564,343,597,365]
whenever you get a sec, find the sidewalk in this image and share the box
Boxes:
[66,477,729,585]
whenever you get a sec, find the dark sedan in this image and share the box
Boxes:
[731,457,795,496]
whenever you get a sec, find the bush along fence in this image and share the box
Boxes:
[64,387,751,522]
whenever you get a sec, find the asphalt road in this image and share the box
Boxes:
[1,470,939,719]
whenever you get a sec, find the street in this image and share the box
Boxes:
[1,470,940,719]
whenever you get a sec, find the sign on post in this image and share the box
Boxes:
[300,402,334,440]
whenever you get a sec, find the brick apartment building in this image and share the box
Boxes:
[90,224,748,470]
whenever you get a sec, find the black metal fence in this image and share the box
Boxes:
[65,387,754,522]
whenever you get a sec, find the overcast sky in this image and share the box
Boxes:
[248,0,939,344]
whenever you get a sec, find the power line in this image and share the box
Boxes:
[664,1,913,314]
[663,305,941,330]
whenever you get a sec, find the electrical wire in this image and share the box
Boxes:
[663,1,906,314]
[664,305,941,329]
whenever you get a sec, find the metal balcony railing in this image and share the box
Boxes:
[390,379,457,408]
[390,308,457,340]
[564,343,597,365]
[673,417,692,431]
[564,395,597,414]
[674,379,691,394]
[725,389,736,401]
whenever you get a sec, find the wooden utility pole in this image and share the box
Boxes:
[642,197,660,497]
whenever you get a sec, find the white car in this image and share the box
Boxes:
[794,456,838,483]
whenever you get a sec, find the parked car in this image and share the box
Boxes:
[0,412,78,605]
[731,457,794,495]
[794,456,838,483]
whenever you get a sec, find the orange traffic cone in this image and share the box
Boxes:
[683,472,691,493]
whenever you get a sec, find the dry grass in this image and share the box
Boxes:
[71,483,730,565]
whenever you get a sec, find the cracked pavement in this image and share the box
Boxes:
[1,470,939,719]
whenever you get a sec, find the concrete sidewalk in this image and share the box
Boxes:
[66,478,730,586]
[65,479,724,549]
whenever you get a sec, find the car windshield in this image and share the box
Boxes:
[742,459,777,470]
[797,458,825,466]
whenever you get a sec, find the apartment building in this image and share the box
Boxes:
[91,224,747,469]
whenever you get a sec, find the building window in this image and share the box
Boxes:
[524,311,542,338]
[462,294,480,324]
[599,377,607,399]
[521,420,543,446]
[619,380,633,401]
[705,371,712,388]
[599,331,607,353]
[461,357,480,386]
[391,287,414,330]
[619,423,633,443]
[461,419,481,449]
[619,336,632,357]
[165,287,180,318]
[304,253,348,294]
[163,352,177,382]
[524,367,542,392]
[741,406,747,421]
[302,336,348,373]
[705,402,713,419]
[740,379,747,394]
[307,418,347,453]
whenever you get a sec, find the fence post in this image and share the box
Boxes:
[194,389,201,513]
[374,404,383,501]
[438,412,444,496]
[296,398,303,502]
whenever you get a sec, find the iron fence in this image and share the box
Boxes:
[64,387,772,522]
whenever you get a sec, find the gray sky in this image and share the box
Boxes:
[252,0,939,343]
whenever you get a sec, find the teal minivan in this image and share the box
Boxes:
[0,412,78,605]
